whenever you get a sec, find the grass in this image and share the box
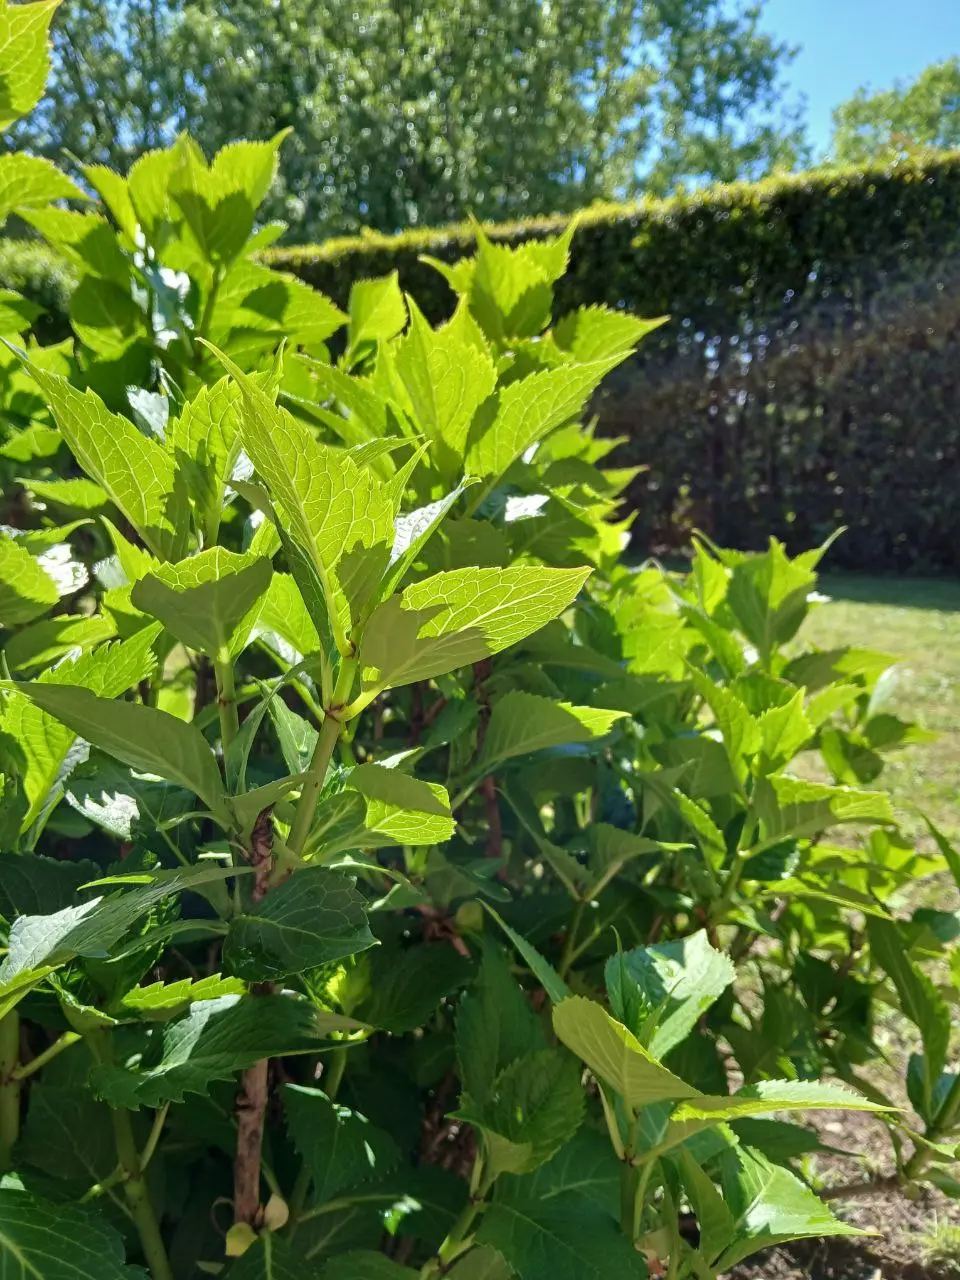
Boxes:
[801,574,960,844]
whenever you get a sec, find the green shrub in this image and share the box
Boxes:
[0,5,959,1279]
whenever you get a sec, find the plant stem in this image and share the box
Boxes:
[0,1012,20,1170]
[710,851,748,924]
[287,659,357,858]
[110,1103,173,1280]
[215,658,240,753]
[234,1055,270,1226]
[11,1030,80,1081]
[87,1034,172,1280]
[559,899,586,979]
[196,264,224,346]
[620,1159,639,1239]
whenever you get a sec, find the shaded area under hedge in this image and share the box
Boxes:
[6,152,960,572]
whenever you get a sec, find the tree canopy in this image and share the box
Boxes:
[829,57,960,165]
[11,0,808,240]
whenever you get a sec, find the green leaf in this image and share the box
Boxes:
[444,1248,513,1280]
[347,271,408,361]
[320,1253,415,1279]
[204,345,392,651]
[169,133,286,266]
[757,690,813,772]
[230,1236,322,1280]
[24,364,189,560]
[65,752,194,843]
[18,1083,117,1188]
[0,626,159,831]
[511,1127,620,1220]
[867,917,951,1103]
[674,1148,736,1265]
[0,863,241,1015]
[584,824,665,896]
[690,671,760,779]
[552,996,699,1110]
[477,692,625,769]
[460,1048,584,1178]
[361,565,590,692]
[346,943,472,1034]
[754,775,895,842]
[283,1084,399,1207]
[605,930,735,1059]
[553,305,666,362]
[714,1146,866,1269]
[483,905,570,1006]
[92,992,358,1107]
[131,546,272,660]
[0,0,60,128]
[256,570,321,659]
[0,1188,144,1277]
[223,867,375,982]
[166,375,245,544]
[663,1079,886,1150]
[477,1189,646,1280]
[25,475,109,512]
[0,534,58,626]
[466,357,623,481]
[457,938,543,1108]
[310,765,454,857]
[0,852,98,920]
[0,153,84,222]
[10,681,229,821]
[726,540,818,662]
[118,973,245,1021]
[395,298,497,482]
[3,613,115,673]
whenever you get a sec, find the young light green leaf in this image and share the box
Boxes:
[91,992,360,1108]
[309,765,454,858]
[3,613,115,673]
[663,1079,887,1149]
[283,1084,399,1206]
[361,564,590,692]
[465,357,623,482]
[675,1149,736,1265]
[0,153,85,222]
[166,374,245,544]
[223,868,375,982]
[131,546,272,660]
[395,298,497,481]
[118,973,245,1021]
[0,534,59,626]
[11,682,228,820]
[477,691,626,769]
[755,775,895,842]
[552,996,699,1110]
[714,1146,867,1269]
[24,364,189,560]
[867,917,951,1102]
[605,930,735,1059]
[347,271,408,361]
[0,0,61,128]
[553,305,666,362]
[757,689,813,772]
[0,625,160,832]
[203,344,393,651]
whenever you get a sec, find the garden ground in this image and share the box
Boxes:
[738,574,960,1279]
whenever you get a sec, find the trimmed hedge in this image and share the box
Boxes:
[6,153,960,570]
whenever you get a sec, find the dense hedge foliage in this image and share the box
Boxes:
[5,152,960,570]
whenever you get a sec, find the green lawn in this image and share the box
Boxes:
[802,575,960,844]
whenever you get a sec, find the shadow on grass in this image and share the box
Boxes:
[818,574,960,614]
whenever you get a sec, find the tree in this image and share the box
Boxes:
[829,58,960,166]
[11,0,808,240]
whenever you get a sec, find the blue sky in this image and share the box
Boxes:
[761,0,960,154]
